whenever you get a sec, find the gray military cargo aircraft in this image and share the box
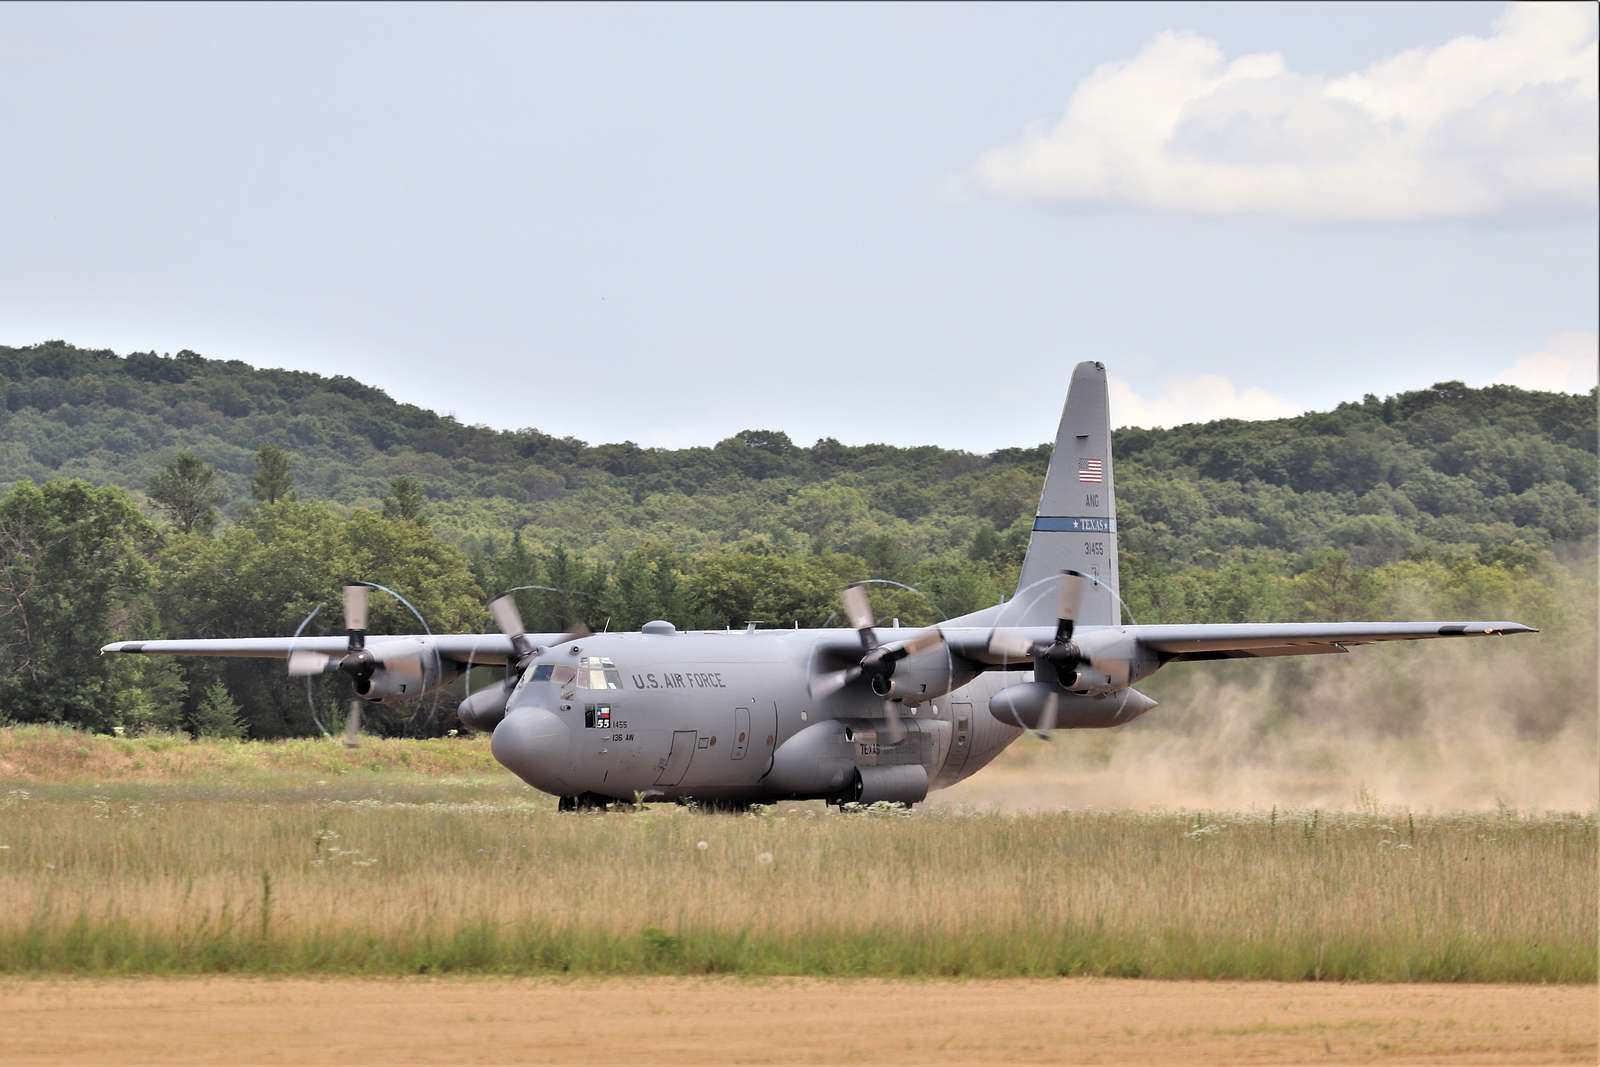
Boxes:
[102,363,1535,810]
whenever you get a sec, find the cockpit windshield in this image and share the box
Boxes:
[578,656,622,690]
[512,658,618,701]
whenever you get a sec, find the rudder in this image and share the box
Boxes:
[1015,361,1120,626]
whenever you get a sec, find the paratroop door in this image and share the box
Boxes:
[946,701,973,779]
[731,708,751,759]
[656,730,698,786]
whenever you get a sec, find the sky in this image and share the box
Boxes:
[1,1,1595,452]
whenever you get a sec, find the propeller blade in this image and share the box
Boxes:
[343,583,369,644]
[882,701,906,744]
[342,698,361,748]
[881,627,946,668]
[489,595,526,640]
[340,585,368,652]
[1035,690,1060,740]
[987,629,1035,660]
[842,585,875,634]
[899,627,945,657]
[809,667,856,699]
[288,652,331,675]
[551,622,592,648]
[287,650,332,677]
[1055,570,1088,643]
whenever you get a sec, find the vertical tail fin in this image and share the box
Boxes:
[1015,361,1120,626]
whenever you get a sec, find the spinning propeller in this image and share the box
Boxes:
[987,570,1131,737]
[810,583,945,743]
[488,592,591,674]
[286,583,431,700]
[289,584,378,687]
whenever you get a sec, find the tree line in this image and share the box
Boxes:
[0,342,1593,738]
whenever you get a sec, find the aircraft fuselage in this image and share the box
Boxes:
[489,627,1038,805]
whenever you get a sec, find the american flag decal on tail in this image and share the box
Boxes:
[1078,457,1104,484]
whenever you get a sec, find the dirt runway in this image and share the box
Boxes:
[1,977,1594,1065]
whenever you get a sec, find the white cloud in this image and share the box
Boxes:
[1494,331,1599,393]
[1109,375,1301,429]
[977,3,1598,219]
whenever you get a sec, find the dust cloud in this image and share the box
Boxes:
[938,578,1598,813]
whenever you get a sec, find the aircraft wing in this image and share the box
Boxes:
[1126,621,1537,660]
[945,620,1536,666]
[100,634,524,666]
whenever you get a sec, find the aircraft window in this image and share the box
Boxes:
[530,664,555,682]
[552,665,577,687]
[578,656,622,690]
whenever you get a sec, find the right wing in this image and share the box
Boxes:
[99,634,544,667]
[941,620,1536,667]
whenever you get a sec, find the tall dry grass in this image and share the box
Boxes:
[0,786,1592,981]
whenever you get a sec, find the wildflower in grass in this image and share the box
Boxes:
[696,840,709,851]
[756,852,773,865]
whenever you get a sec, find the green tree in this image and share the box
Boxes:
[1296,550,1377,619]
[382,477,427,524]
[149,451,222,534]
[0,480,183,732]
[251,445,294,504]
[192,681,246,739]
[155,501,482,737]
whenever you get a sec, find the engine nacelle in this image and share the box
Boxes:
[457,679,514,733]
[353,641,449,703]
[990,681,1157,730]
[873,664,979,703]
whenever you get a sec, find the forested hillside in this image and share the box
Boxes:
[0,340,1594,738]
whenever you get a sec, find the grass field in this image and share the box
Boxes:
[1,726,1593,983]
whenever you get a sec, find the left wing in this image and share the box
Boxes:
[944,620,1536,666]
[1124,620,1537,661]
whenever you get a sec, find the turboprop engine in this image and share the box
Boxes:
[349,639,446,701]
[456,593,591,733]
[287,585,453,703]
[990,682,1157,731]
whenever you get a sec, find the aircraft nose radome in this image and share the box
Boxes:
[491,708,573,794]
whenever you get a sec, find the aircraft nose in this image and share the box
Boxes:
[491,707,573,794]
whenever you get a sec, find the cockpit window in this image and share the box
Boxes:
[578,656,622,690]
[511,661,579,702]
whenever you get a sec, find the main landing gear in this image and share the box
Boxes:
[557,792,619,812]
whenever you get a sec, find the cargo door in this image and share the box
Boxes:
[753,701,778,769]
[731,707,751,759]
[656,730,698,786]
